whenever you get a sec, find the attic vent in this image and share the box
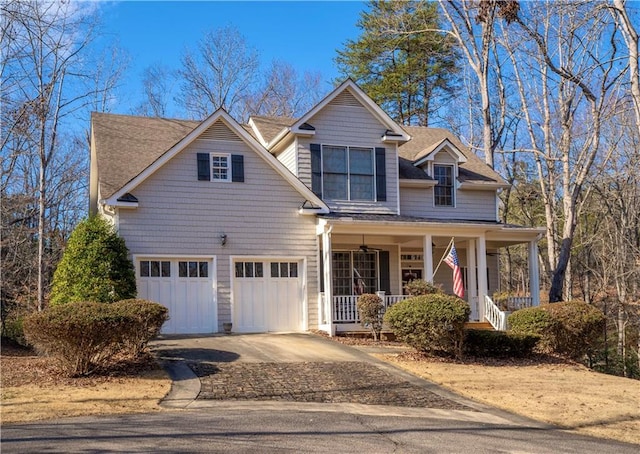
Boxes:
[199,121,241,141]
[331,90,361,107]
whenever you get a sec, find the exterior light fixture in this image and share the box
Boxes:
[220,234,227,246]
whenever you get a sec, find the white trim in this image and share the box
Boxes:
[104,109,329,214]
[458,181,510,191]
[413,138,468,167]
[247,117,269,147]
[433,164,456,208]
[209,152,232,182]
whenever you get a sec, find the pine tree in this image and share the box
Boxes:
[335,0,459,126]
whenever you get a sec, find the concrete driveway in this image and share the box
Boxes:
[150,333,537,427]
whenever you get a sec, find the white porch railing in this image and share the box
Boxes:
[507,296,534,311]
[484,295,509,331]
[333,294,409,324]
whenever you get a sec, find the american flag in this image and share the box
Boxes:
[444,244,464,298]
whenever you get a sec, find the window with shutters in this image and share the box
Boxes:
[331,251,378,296]
[321,145,375,201]
[211,153,230,181]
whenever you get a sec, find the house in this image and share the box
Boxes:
[90,79,544,335]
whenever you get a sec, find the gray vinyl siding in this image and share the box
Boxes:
[297,97,399,214]
[400,186,497,221]
[277,141,297,175]
[117,125,319,330]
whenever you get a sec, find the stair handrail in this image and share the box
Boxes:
[484,295,508,331]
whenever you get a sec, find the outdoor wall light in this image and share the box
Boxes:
[220,234,227,246]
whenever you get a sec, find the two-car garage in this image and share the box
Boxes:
[136,256,304,334]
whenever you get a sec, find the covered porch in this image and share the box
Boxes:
[315,215,544,334]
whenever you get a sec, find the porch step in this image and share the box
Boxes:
[464,321,495,331]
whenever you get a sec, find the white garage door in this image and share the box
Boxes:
[233,259,303,333]
[136,258,217,334]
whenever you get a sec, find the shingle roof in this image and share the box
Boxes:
[399,126,507,184]
[92,112,198,199]
[249,115,294,144]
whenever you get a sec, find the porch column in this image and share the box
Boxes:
[321,226,334,336]
[528,239,540,306]
[468,239,478,321]
[423,234,433,282]
[477,234,488,321]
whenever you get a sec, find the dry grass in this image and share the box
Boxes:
[380,352,640,445]
[1,341,171,424]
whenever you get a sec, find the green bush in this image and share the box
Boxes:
[403,279,443,296]
[545,300,605,360]
[464,329,539,358]
[508,301,605,359]
[1,314,27,346]
[356,293,384,341]
[23,301,132,376]
[384,294,470,357]
[22,299,168,376]
[50,216,136,305]
[111,299,169,355]
[508,306,558,353]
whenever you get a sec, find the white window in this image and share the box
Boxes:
[322,145,374,201]
[211,153,230,182]
[434,164,454,206]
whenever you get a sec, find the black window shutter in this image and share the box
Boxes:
[310,143,322,197]
[375,147,386,201]
[231,154,244,182]
[379,250,390,294]
[197,153,210,181]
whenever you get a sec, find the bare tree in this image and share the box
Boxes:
[176,26,259,120]
[243,60,324,119]
[134,63,175,118]
[1,1,119,312]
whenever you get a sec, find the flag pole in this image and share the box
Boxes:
[433,237,455,277]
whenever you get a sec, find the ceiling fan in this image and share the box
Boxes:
[358,234,382,253]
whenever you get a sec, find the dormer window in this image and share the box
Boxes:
[434,164,454,206]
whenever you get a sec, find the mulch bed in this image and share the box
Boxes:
[1,338,162,387]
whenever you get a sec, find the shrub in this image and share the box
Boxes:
[1,314,27,346]
[50,216,136,305]
[508,306,558,353]
[22,299,168,376]
[23,301,132,376]
[111,299,169,355]
[464,329,539,358]
[508,301,605,359]
[356,293,384,341]
[384,294,470,357]
[545,300,605,360]
[403,279,443,296]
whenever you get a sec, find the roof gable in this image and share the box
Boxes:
[413,138,468,166]
[95,109,327,212]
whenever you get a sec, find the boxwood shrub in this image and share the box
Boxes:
[356,293,384,341]
[508,301,605,359]
[23,299,168,376]
[464,329,539,358]
[111,299,169,355]
[384,294,470,357]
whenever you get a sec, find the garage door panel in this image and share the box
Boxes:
[234,260,303,333]
[137,258,216,334]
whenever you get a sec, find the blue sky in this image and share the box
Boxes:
[98,1,367,113]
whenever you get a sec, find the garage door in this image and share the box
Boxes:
[136,258,216,334]
[233,259,303,333]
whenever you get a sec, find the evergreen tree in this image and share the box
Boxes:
[50,216,136,305]
[335,0,459,126]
